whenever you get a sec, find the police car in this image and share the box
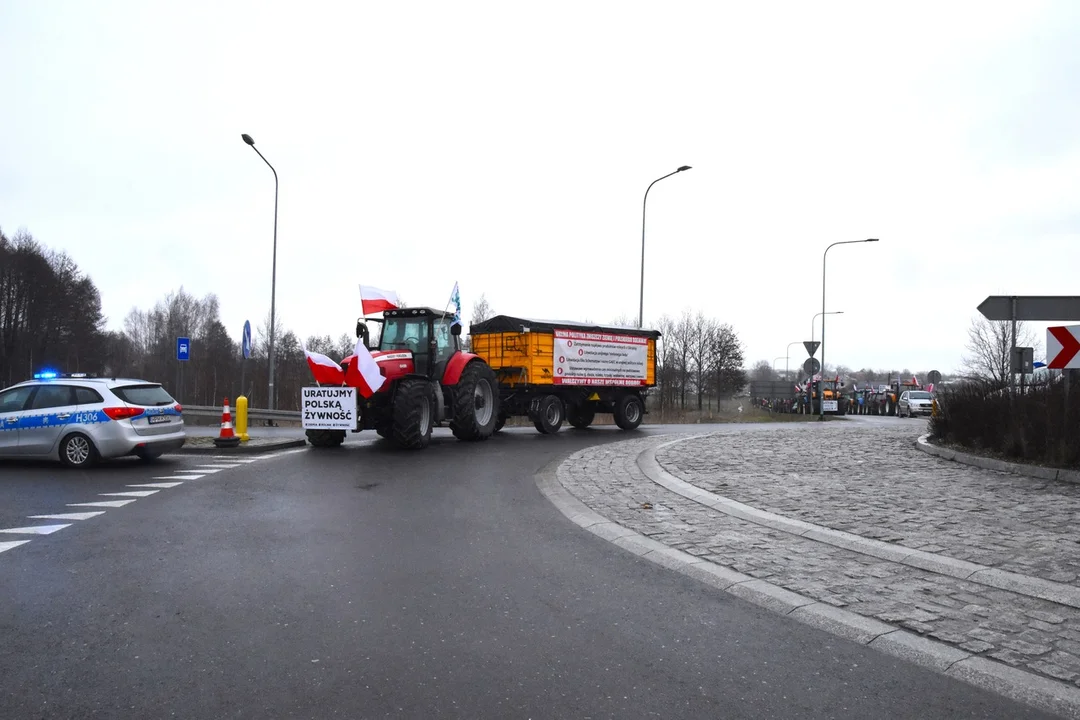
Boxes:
[0,372,186,467]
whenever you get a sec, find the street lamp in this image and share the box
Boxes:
[639,165,691,328]
[773,356,786,377]
[820,239,878,420]
[811,311,844,353]
[785,340,802,379]
[241,133,280,411]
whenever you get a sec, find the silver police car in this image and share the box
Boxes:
[0,373,186,467]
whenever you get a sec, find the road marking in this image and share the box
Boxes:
[211,456,260,462]
[192,464,241,470]
[68,500,137,508]
[175,468,222,474]
[29,512,105,521]
[0,524,71,535]
[128,482,183,489]
[153,475,204,480]
[100,491,159,498]
[0,540,31,554]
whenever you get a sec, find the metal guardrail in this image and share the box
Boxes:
[183,405,301,421]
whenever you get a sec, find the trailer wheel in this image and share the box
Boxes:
[392,378,434,449]
[532,395,564,434]
[307,429,346,448]
[613,394,644,430]
[450,361,499,441]
[493,413,507,434]
[568,405,595,430]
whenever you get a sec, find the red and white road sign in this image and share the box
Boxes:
[1046,325,1080,369]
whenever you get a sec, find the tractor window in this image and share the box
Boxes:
[380,318,430,354]
[434,319,455,363]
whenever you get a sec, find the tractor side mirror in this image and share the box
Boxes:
[451,323,462,337]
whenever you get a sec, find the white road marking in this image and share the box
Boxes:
[211,456,260,462]
[153,475,204,480]
[0,540,31,554]
[68,500,137,508]
[128,482,183,489]
[100,491,159,498]
[28,512,105,521]
[175,468,222,474]
[192,464,240,470]
[0,524,71,535]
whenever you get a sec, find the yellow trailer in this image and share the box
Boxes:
[469,315,660,434]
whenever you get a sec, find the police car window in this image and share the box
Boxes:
[0,387,34,413]
[112,384,175,406]
[75,387,104,404]
[29,385,75,410]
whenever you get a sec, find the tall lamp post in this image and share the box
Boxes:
[639,165,691,328]
[811,311,844,351]
[241,133,279,410]
[785,341,802,379]
[820,239,878,420]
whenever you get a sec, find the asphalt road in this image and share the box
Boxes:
[0,423,1053,719]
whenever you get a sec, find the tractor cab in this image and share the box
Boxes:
[378,307,461,378]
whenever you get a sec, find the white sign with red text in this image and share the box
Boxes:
[552,329,648,386]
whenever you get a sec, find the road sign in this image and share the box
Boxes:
[176,337,190,362]
[1047,325,1080,369]
[803,357,820,375]
[1011,346,1034,374]
[242,320,252,360]
[977,296,1080,322]
[927,370,942,384]
[803,340,820,357]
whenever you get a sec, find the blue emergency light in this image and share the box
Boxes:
[33,370,59,379]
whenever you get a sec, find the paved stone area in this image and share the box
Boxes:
[556,429,1080,688]
[656,422,1080,586]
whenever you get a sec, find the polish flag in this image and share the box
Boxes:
[359,285,400,316]
[304,347,345,385]
[345,337,386,398]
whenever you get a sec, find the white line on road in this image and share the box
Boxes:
[174,468,222,474]
[99,491,160,498]
[152,475,204,480]
[0,540,31,554]
[211,456,260,462]
[0,524,71,535]
[191,464,241,470]
[128,482,183,489]
[68,500,137,508]
[29,512,106,521]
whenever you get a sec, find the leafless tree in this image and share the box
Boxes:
[961,315,1038,387]
[472,294,494,324]
[750,359,775,381]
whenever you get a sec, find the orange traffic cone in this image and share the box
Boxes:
[213,397,241,448]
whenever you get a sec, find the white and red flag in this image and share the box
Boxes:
[359,285,400,316]
[345,337,386,398]
[304,347,345,386]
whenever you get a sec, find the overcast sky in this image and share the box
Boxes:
[2,1,1078,375]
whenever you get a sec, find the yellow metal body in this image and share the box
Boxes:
[471,331,657,387]
[236,395,250,442]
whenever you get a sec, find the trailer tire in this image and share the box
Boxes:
[614,393,644,431]
[307,429,345,448]
[450,361,499,441]
[568,405,595,430]
[493,413,507,434]
[392,378,434,449]
[532,395,564,434]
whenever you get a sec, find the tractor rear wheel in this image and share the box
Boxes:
[450,361,499,441]
[568,405,594,430]
[613,393,644,430]
[307,429,345,448]
[392,378,434,449]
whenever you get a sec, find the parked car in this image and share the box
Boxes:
[0,373,185,467]
[898,389,934,418]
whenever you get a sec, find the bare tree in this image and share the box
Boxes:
[750,359,775,381]
[688,312,715,410]
[471,293,494,324]
[961,316,1037,387]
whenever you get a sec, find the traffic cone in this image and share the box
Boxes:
[213,397,241,448]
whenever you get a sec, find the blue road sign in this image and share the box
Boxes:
[177,337,190,361]
[242,320,252,359]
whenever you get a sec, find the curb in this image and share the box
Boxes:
[916,433,1080,485]
[536,448,1080,719]
[171,438,308,455]
[641,437,1080,611]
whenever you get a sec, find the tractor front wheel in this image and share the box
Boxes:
[393,378,434,449]
[307,429,346,448]
[450,361,499,441]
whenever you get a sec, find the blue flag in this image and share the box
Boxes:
[449,282,461,326]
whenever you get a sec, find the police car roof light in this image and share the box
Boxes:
[34,371,59,379]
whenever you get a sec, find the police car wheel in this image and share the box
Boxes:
[60,433,97,468]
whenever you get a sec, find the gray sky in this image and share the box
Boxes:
[2,1,1078,375]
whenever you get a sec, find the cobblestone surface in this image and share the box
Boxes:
[657,421,1080,586]
[557,431,1080,687]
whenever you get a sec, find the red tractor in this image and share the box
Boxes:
[306,307,500,450]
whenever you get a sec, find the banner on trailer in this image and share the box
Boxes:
[552,329,648,386]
